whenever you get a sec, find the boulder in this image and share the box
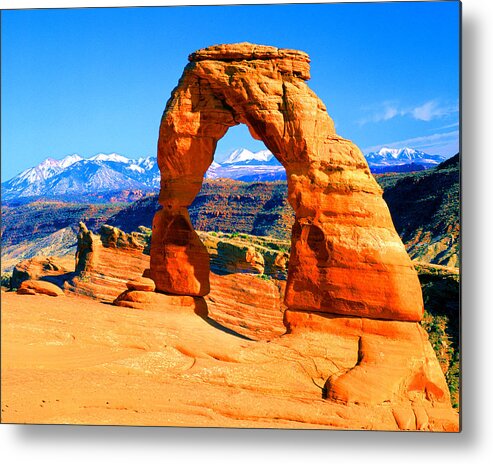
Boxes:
[17,280,64,297]
[113,288,198,311]
[126,277,156,292]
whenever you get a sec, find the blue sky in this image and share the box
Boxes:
[1,2,460,181]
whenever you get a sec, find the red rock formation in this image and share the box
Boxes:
[151,42,423,323]
[145,43,458,416]
[126,277,156,292]
[11,256,72,289]
[69,223,150,302]
[150,208,210,296]
[17,280,64,297]
[284,310,451,406]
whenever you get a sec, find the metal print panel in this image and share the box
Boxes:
[1,1,460,431]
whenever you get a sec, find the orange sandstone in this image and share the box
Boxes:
[150,42,423,322]
[17,279,64,297]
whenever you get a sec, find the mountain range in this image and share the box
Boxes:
[365,147,445,173]
[1,147,446,203]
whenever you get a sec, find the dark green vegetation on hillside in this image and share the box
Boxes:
[376,154,460,267]
[415,263,460,409]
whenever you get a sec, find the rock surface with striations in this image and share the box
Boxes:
[69,223,150,301]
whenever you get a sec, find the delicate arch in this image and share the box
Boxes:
[150,43,423,322]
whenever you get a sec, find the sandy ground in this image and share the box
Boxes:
[1,291,457,430]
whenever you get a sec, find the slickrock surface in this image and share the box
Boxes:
[3,228,458,427]
[1,292,458,430]
[206,273,287,341]
[151,42,423,322]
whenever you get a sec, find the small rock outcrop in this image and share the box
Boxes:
[113,276,200,312]
[75,222,100,274]
[99,224,150,252]
[69,223,150,301]
[11,256,72,289]
[198,231,290,279]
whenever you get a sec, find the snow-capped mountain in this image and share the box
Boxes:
[2,146,446,203]
[2,153,160,202]
[222,148,281,166]
[59,154,84,169]
[1,154,84,198]
[365,147,445,170]
[205,148,285,181]
[88,153,132,163]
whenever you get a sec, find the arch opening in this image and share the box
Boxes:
[194,124,292,240]
[184,122,295,340]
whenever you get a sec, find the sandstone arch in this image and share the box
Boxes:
[151,43,424,323]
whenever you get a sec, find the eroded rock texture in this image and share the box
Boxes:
[151,43,423,322]
[70,223,150,301]
[148,43,456,417]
